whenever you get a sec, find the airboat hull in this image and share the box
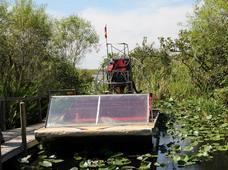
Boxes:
[34,94,159,148]
[35,123,155,141]
[35,123,158,152]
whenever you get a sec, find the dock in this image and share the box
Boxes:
[1,123,44,163]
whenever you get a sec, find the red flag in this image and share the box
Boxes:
[104,25,107,39]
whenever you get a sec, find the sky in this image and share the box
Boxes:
[34,0,195,69]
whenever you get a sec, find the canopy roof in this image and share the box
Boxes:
[46,94,149,127]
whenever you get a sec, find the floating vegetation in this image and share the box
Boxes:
[159,97,228,167]
[39,160,52,168]
[17,144,159,170]
[18,155,31,164]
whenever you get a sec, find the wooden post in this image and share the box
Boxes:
[19,102,27,151]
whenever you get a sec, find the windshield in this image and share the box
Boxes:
[46,94,149,127]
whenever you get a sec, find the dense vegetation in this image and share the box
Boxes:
[0,0,98,97]
[0,0,98,128]
[1,0,227,168]
[129,0,227,167]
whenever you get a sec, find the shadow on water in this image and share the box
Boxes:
[3,135,159,170]
[45,135,154,153]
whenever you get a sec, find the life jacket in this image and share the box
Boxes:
[114,59,126,71]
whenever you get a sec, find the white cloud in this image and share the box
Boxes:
[78,3,193,69]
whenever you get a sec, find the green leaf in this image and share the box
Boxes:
[183,146,194,152]
[38,144,43,150]
[18,155,31,164]
[173,155,181,163]
[44,158,64,163]
[215,145,228,151]
[39,160,52,167]
[206,115,212,120]
[153,162,160,167]
[137,153,157,161]
[107,157,131,166]
[38,150,45,155]
[110,152,124,158]
[49,155,56,159]
[220,123,228,128]
[73,153,82,161]
[79,160,105,168]
[193,131,199,136]
[139,161,151,169]
[191,141,199,147]
[121,165,136,169]
[69,167,78,170]
[39,155,47,159]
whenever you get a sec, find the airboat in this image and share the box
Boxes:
[35,42,159,145]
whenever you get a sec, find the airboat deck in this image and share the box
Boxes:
[35,94,159,141]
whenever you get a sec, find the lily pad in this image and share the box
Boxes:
[183,146,194,152]
[38,150,45,155]
[44,158,64,163]
[173,155,181,163]
[153,162,166,167]
[139,161,151,169]
[108,157,131,166]
[39,155,47,159]
[18,155,31,164]
[79,160,105,168]
[38,144,43,150]
[110,152,124,158]
[220,123,228,128]
[206,115,212,120]
[39,160,52,167]
[137,153,157,161]
[69,167,78,170]
[121,165,136,169]
[49,155,56,159]
[73,153,82,161]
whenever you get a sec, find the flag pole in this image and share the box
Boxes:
[105,25,109,57]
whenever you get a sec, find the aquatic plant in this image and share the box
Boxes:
[158,97,228,167]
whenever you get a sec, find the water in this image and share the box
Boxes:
[157,131,228,170]
[3,136,159,170]
[2,113,228,170]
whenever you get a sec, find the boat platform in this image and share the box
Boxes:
[35,94,159,142]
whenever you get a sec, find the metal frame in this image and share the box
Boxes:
[95,42,137,94]
[45,94,150,128]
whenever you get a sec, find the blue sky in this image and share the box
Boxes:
[34,0,195,69]
[35,0,194,14]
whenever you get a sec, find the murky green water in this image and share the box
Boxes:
[3,132,228,170]
[2,135,157,169]
[3,113,228,170]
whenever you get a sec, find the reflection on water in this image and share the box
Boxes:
[157,131,228,170]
